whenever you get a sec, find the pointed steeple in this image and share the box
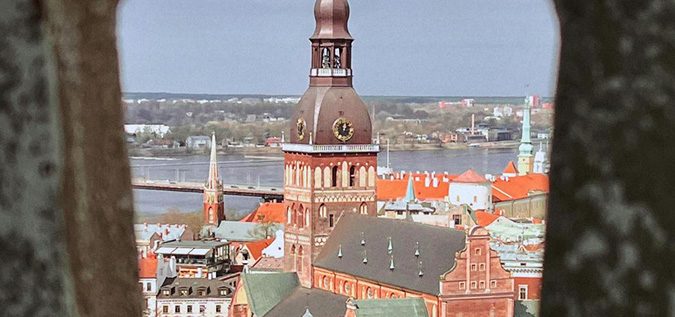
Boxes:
[404,175,416,202]
[518,98,534,175]
[206,132,220,189]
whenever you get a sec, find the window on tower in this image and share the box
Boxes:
[332,166,339,187]
[334,47,342,69]
[329,214,334,227]
[321,47,330,68]
[319,204,327,218]
[349,166,356,187]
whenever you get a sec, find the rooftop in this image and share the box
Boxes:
[314,213,466,295]
[158,277,234,299]
[351,298,429,317]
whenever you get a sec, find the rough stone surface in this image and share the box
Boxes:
[542,1,675,316]
[43,0,142,315]
[0,1,74,316]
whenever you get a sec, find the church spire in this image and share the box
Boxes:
[204,133,225,225]
[206,132,220,189]
[518,98,534,175]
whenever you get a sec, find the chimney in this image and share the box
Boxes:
[424,177,431,187]
[197,267,203,278]
[433,178,439,188]
[471,114,475,134]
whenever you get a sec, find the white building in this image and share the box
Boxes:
[187,136,211,149]
[157,277,235,317]
[134,223,191,258]
[447,169,492,211]
[124,124,171,137]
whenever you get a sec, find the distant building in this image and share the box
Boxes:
[157,276,236,317]
[124,124,171,137]
[139,256,159,317]
[154,240,231,278]
[186,135,211,148]
[265,137,282,147]
[134,223,194,258]
[447,169,492,211]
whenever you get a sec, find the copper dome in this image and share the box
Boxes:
[290,87,372,145]
[310,0,353,40]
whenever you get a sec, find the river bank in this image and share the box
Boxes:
[127,141,522,157]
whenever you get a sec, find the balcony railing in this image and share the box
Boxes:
[310,68,352,77]
[282,143,379,153]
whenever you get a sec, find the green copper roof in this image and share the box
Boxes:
[404,176,416,202]
[353,298,429,317]
[241,272,299,316]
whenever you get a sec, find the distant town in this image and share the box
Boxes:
[130,0,551,316]
[123,94,554,156]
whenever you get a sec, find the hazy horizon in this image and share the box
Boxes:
[118,0,560,97]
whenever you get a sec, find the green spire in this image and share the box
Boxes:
[404,175,416,202]
[519,97,534,156]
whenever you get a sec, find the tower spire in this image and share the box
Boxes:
[207,132,220,188]
[517,98,534,175]
[204,132,225,226]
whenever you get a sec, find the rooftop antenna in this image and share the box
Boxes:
[360,232,366,246]
[389,255,395,270]
[337,245,343,258]
[418,261,424,277]
[414,242,420,258]
[387,237,393,254]
[363,249,368,265]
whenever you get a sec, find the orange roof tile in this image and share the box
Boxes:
[491,174,549,201]
[244,238,275,259]
[240,202,285,224]
[138,257,158,279]
[502,161,518,175]
[475,211,500,227]
[453,169,488,183]
[377,174,451,201]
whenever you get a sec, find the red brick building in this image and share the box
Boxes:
[439,226,515,316]
[281,0,378,288]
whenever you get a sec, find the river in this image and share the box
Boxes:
[132,147,520,215]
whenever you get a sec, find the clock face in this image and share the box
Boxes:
[333,118,354,142]
[296,118,306,140]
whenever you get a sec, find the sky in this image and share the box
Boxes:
[117,0,559,97]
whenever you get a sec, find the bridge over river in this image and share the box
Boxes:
[131,178,284,201]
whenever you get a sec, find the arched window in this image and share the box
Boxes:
[305,208,310,227]
[366,287,373,299]
[321,47,330,68]
[286,206,292,224]
[314,167,322,188]
[297,246,304,272]
[349,166,356,187]
[332,166,339,187]
[298,204,304,228]
[208,207,213,222]
[367,166,376,187]
[291,204,296,226]
[333,47,342,68]
[323,166,331,188]
[359,166,367,187]
[359,203,367,215]
[319,204,327,218]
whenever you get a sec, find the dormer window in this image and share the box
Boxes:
[179,288,189,296]
[162,289,170,296]
[198,287,207,296]
[218,288,229,296]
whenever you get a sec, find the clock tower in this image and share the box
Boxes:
[283,0,378,288]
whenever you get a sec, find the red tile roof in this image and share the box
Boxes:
[491,174,549,202]
[138,257,158,279]
[376,173,452,201]
[475,210,500,227]
[502,161,518,175]
[245,238,275,259]
[453,169,488,183]
[240,202,285,224]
